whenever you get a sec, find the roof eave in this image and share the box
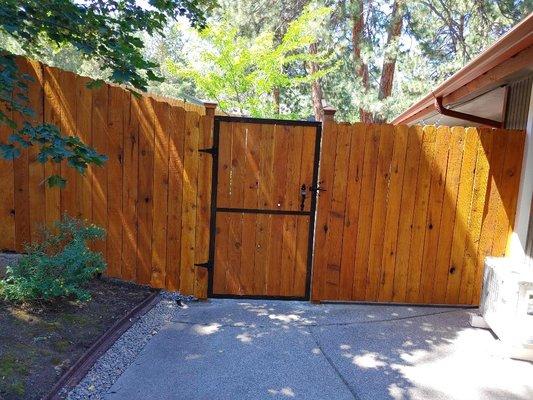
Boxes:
[392,13,533,125]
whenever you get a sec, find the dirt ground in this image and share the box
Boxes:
[0,278,152,400]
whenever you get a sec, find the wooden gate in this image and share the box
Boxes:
[206,116,321,299]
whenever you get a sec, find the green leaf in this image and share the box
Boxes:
[46,174,67,188]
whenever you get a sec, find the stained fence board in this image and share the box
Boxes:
[2,57,526,303]
[3,56,213,297]
[90,83,109,258]
[313,123,524,305]
[212,120,317,298]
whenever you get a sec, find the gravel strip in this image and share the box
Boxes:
[64,294,192,400]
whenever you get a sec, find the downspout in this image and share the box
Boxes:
[433,95,504,128]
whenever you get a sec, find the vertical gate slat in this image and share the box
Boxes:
[445,127,478,304]
[338,123,366,300]
[392,126,424,302]
[353,124,381,300]
[458,129,493,304]
[378,124,409,301]
[432,127,466,303]
[365,124,395,301]
[323,123,350,299]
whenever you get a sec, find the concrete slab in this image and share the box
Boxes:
[104,299,533,400]
[312,310,533,400]
[105,319,355,400]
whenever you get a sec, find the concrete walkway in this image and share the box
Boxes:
[104,299,533,400]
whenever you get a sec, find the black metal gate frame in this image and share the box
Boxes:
[200,115,323,300]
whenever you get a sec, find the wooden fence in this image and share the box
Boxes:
[0,58,212,298]
[0,58,526,304]
[312,116,525,305]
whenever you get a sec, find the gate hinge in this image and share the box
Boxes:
[198,147,218,156]
[194,261,212,270]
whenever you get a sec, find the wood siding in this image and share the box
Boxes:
[0,58,213,298]
[312,121,525,305]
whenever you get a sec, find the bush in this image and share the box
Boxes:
[0,216,106,302]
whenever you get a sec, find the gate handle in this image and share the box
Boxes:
[300,184,307,211]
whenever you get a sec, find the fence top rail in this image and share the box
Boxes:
[214,115,322,127]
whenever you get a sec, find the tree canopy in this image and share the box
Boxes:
[0,0,212,186]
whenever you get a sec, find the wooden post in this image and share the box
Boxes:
[322,105,337,122]
[203,101,217,119]
[194,101,218,300]
[310,105,336,304]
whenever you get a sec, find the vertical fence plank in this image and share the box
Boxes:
[378,124,409,301]
[365,124,395,301]
[43,66,62,228]
[391,126,423,302]
[75,75,93,221]
[432,127,465,303]
[106,85,125,279]
[0,99,15,250]
[179,111,200,294]
[12,59,33,250]
[352,124,381,300]
[91,83,108,258]
[458,129,493,304]
[445,128,478,304]
[418,126,450,303]
[150,100,170,288]
[59,69,78,217]
[136,97,155,285]
[323,123,350,299]
[338,124,366,300]
[121,92,138,282]
[193,110,214,299]
[166,107,186,291]
[24,60,46,243]
[311,116,338,301]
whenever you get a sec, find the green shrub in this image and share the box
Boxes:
[0,216,106,302]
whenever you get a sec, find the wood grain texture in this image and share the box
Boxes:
[212,121,316,298]
[2,56,526,303]
[2,57,212,297]
[313,123,524,305]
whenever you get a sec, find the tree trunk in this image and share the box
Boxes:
[308,42,324,121]
[375,0,405,122]
[273,87,281,115]
[351,0,373,123]
[378,0,404,100]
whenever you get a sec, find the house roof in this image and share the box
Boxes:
[392,12,533,125]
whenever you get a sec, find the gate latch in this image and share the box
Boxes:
[198,147,218,156]
[309,181,326,194]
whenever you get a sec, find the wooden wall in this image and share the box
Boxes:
[312,118,525,305]
[0,57,526,304]
[0,58,212,298]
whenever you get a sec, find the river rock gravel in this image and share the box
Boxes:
[64,293,194,400]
